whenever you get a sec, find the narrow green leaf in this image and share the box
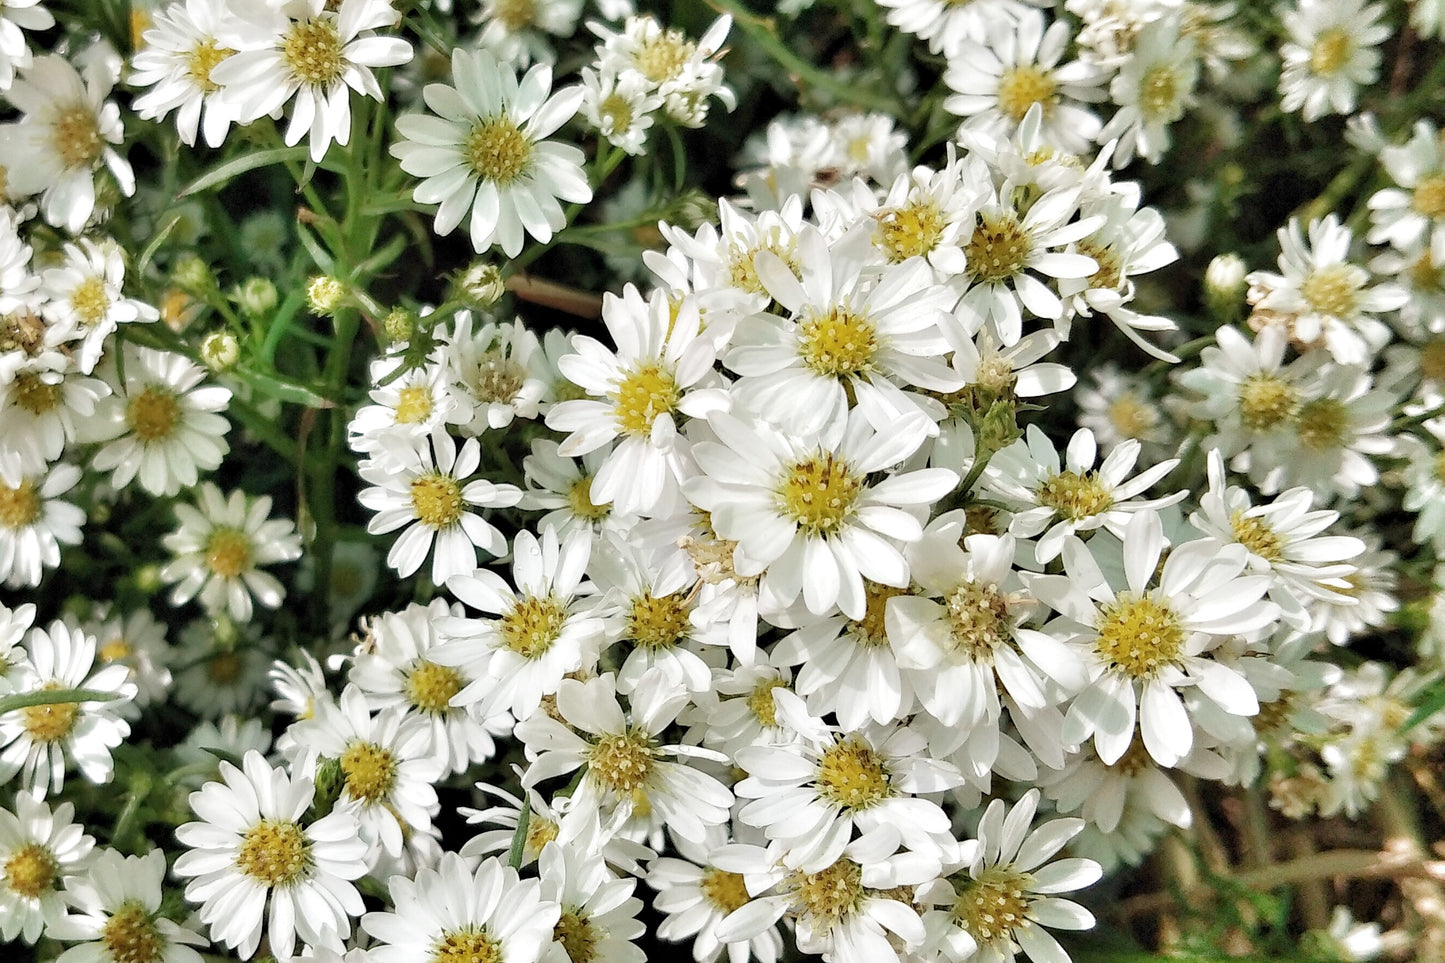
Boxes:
[0,688,120,715]
[137,212,184,276]
[179,145,311,197]
[1402,680,1445,733]
[235,365,337,409]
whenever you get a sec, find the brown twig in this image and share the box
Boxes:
[505,273,604,320]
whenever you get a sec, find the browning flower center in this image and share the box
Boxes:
[500,595,569,659]
[52,104,104,170]
[411,472,465,528]
[1294,397,1349,452]
[492,0,538,32]
[472,349,527,404]
[788,858,864,926]
[966,211,1032,285]
[945,580,1011,659]
[10,373,58,415]
[553,910,599,963]
[234,819,312,887]
[102,901,166,963]
[1094,593,1184,679]
[612,360,679,436]
[996,65,1057,121]
[340,740,397,803]
[432,928,503,963]
[282,16,345,87]
[3,842,58,899]
[127,386,183,442]
[798,305,877,378]
[465,115,533,184]
[952,866,1034,944]
[204,527,252,578]
[815,736,892,810]
[405,659,464,713]
[777,452,863,536]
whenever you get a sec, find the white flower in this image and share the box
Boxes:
[83,606,173,713]
[647,837,786,963]
[347,355,467,465]
[390,47,592,256]
[173,750,368,961]
[0,462,84,588]
[130,0,241,148]
[361,852,559,963]
[1278,0,1389,121]
[171,619,273,719]
[580,66,663,155]
[687,407,958,621]
[49,847,208,963]
[5,54,134,233]
[39,238,157,374]
[590,14,735,128]
[1097,16,1198,166]
[82,344,232,497]
[522,439,628,537]
[0,0,52,91]
[875,0,1041,57]
[0,364,108,487]
[357,429,522,584]
[160,483,303,622]
[0,794,94,943]
[211,0,412,162]
[0,620,136,797]
[537,837,647,963]
[1369,119,1445,252]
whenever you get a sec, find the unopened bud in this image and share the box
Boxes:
[234,277,278,318]
[383,307,417,345]
[200,331,240,371]
[457,262,505,306]
[307,275,347,316]
[1205,253,1247,325]
[172,253,213,293]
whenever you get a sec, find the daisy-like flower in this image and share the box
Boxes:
[432,525,606,719]
[48,847,208,963]
[546,286,728,517]
[1278,0,1389,121]
[357,428,523,584]
[347,599,503,776]
[943,11,1105,155]
[1038,739,1193,837]
[1254,364,1396,499]
[173,750,368,961]
[1097,15,1198,166]
[347,355,467,465]
[1245,216,1407,365]
[84,606,173,714]
[918,789,1100,963]
[1028,513,1278,767]
[159,483,303,622]
[735,691,961,873]
[440,314,552,434]
[0,620,136,798]
[5,54,134,233]
[82,344,231,497]
[983,425,1183,564]
[171,618,273,719]
[0,794,95,944]
[284,686,442,864]
[210,0,412,162]
[0,362,109,486]
[361,852,559,963]
[537,836,647,963]
[591,14,735,128]
[728,222,961,436]
[0,462,84,588]
[390,47,592,256]
[1075,364,1170,457]
[580,65,664,155]
[1368,120,1445,252]
[875,0,1039,57]
[515,672,733,844]
[522,439,626,537]
[39,239,158,375]
[687,407,957,621]
[130,0,241,148]
[647,833,787,963]
[0,0,52,91]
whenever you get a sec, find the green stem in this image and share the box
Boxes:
[0,689,119,714]
[507,798,532,870]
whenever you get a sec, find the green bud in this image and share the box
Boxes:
[212,614,240,648]
[456,262,505,306]
[200,331,240,371]
[234,277,279,318]
[171,253,213,293]
[133,564,164,594]
[1204,253,1248,325]
[975,398,1021,457]
[306,756,345,822]
[383,307,417,345]
[306,275,347,316]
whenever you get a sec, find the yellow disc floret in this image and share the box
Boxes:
[102,901,166,963]
[1094,592,1184,679]
[465,116,533,184]
[339,740,397,803]
[777,452,863,536]
[411,473,465,529]
[952,866,1033,945]
[797,306,877,379]
[1037,469,1114,521]
[996,65,1056,121]
[234,819,312,887]
[500,595,569,659]
[281,16,344,86]
[126,386,183,442]
[612,360,679,436]
[404,660,464,713]
[204,527,253,578]
[965,211,1032,285]
[628,591,690,650]
[3,843,58,899]
[815,736,892,811]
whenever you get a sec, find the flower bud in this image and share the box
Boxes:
[1205,253,1247,325]
[307,275,347,316]
[383,307,417,345]
[457,262,505,306]
[171,253,213,293]
[234,277,278,318]
[200,331,241,371]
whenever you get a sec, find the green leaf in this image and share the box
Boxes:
[1402,679,1445,733]
[136,212,185,276]
[0,688,120,715]
[234,365,337,409]
[179,145,312,197]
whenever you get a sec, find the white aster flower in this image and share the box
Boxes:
[0,0,52,91]
[173,750,368,961]
[49,847,208,963]
[0,365,109,486]
[537,836,647,963]
[442,314,552,433]
[580,66,663,155]
[875,0,1042,57]
[0,794,94,944]
[357,429,523,584]
[647,835,786,963]
[0,462,84,588]
[130,0,241,148]
[347,355,467,465]
[391,47,592,256]
[83,606,173,713]
[39,238,158,374]
[211,0,413,162]
[522,439,628,537]
[687,407,958,621]
[1368,119,1445,252]
[160,483,303,622]
[0,620,136,798]
[1278,0,1389,121]
[171,619,273,719]
[1097,15,1198,166]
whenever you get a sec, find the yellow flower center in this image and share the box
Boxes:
[553,911,599,963]
[404,659,464,713]
[628,591,690,650]
[815,736,892,810]
[10,373,59,414]
[492,0,537,32]
[945,580,1010,660]
[728,235,799,297]
[472,349,527,404]
[586,729,655,795]
[3,843,58,899]
[281,16,344,86]
[432,928,503,963]
[1037,469,1114,521]
[1294,397,1349,452]
[1077,240,1123,291]
[598,93,635,134]
[204,527,252,578]
[186,38,232,93]
[1412,174,1445,219]
[394,385,433,424]
[1094,593,1184,679]
[22,682,80,743]
[567,477,611,521]
[634,30,695,84]
[1237,373,1301,430]
[340,740,397,803]
[51,104,104,170]
[1138,64,1182,120]
[777,451,863,536]
[996,65,1056,121]
[701,868,752,913]
[952,866,1034,944]
[100,637,132,663]
[966,211,1032,285]
[127,386,183,442]
[207,650,242,684]
[1299,263,1363,318]
[1309,28,1351,76]
[848,582,906,648]
[787,858,864,926]
[0,479,40,529]
[1230,509,1284,562]
[1108,393,1158,440]
[102,901,166,963]
[410,472,465,529]
[611,360,679,436]
[876,200,946,263]
[523,815,559,863]
[465,115,533,184]
[797,306,877,379]
[745,678,788,727]
[234,819,312,886]
[70,277,111,326]
[500,595,569,659]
